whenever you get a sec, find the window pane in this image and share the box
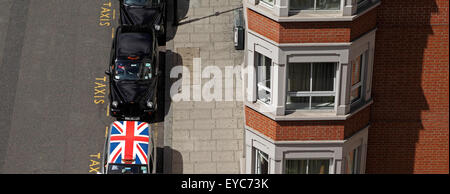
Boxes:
[351,55,362,86]
[351,86,361,103]
[255,149,269,174]
[357,0,369,7]
[286,96,310,110]
[316,0,341,10]
[256,53,271,89]
[311,96,335,109]
[290,0,315,10]
[288,63,310,92]
[353,146,361,174]
[346,147,361,174]
[285,160,307,174]
[308,160,330,174]
[312,63,335,91]
[346,149,355,174]
[256,52,272,104]
[264,57,272,88]
[257,64,271,89]
[258,89,271,104]
[261,0,275,5]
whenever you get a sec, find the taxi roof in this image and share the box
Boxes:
[117,31,154,58]
[107,121,151,165]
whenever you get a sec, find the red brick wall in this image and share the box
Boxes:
[245,106,370,141]
[245,106,278,140]
[350,7,378,40]
[247,8,377,43]
[344,106,371,139]
[247,8,282,43]
[367,0,449,174]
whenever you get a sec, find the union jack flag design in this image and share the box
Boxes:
[108,121,150,165]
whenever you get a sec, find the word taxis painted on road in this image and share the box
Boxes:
[94,76,107,105]
[99,1,114,27]
[89,153,101,173]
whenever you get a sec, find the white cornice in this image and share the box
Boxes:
[245,0,381,22]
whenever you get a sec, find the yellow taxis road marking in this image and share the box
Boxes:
[89,153,101,173]
[99,1,113,27]
[94,77,107,105]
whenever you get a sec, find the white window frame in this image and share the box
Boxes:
[256,52,273,105]
[286,62,337,110]
[288,0,343,13]
[350,52,366,105]
[284,158,332,174]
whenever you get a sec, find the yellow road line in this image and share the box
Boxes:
[105,126,109,138]
[154,123,158,139]
[112,27,115,39]
[113,9,116,20]
[106,104,110,117]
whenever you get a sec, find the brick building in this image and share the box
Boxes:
[242,0,448,174]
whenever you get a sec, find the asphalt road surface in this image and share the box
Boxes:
[0,0,165,174]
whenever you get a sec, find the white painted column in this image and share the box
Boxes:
[272,62,286,116]
[275,0,289,17]
[337,62,352,115]
[274,146,283,174]
[343,0,357,16]
[334,148,344,174]
[247,49,257,102]
[245,130,253,174]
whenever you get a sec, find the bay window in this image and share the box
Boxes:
[286,62,336,110]
[285,159,330,174]
[289,0,341,11]
[256,52,273,105]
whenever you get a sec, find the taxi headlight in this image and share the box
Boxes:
[147,101,154,109]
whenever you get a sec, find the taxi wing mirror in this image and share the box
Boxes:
[154,24,161,32]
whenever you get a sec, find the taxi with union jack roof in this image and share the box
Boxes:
[101,121,155,174]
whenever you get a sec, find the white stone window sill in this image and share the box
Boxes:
[246,99,373,121]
